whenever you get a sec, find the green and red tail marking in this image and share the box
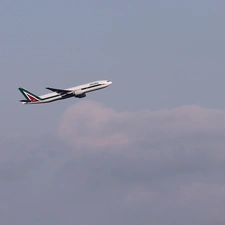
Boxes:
[18,88,42,102]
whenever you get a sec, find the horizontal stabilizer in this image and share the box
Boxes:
[19,99,31,102]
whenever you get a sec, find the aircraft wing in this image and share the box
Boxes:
[46,87,73,95]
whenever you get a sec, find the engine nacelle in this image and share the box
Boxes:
[73,89,86,98]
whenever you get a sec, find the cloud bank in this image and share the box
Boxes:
[59,100,225,161]
[1,100,225,225]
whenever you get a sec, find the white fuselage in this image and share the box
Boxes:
[24,80,112,104]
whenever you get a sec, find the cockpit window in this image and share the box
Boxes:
[107,80,111,82]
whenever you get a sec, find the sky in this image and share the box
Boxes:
[1,0,225,224]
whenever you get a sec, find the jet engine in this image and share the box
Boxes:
[73,89,86,98]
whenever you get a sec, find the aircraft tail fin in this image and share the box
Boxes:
[18,87,42,103]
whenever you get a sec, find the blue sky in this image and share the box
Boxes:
[1,0,225,135]
[1,1,225,224]
[1,0,225,109]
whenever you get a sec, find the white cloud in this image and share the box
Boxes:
[58,100,225,162]
[58,100,130,151]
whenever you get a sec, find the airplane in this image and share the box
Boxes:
[18,80,112,104]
